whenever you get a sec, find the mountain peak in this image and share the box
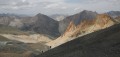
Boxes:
[31,13,60,38]
[81,10,91,13]
[73,10,97,25]
[80,10,97,14]
[59,10,98,34]
[36,13,46,17]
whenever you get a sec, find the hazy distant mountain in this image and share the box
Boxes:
[107,11,120,18]
[50,14,68,21]
[0,13,29,18]
[0,13,31,28]
[0,13,60,38]
[0,16,14,25]
[59,10,97,34]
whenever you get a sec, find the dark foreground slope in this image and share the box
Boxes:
[36,24,120,57]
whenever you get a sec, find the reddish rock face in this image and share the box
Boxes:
[63,14,114,37]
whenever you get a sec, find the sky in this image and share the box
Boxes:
[0,0,120,15]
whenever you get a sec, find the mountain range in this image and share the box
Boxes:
[0,10,120,57]
[0,10,120,38]
[0,13,60,38]
[46,13,115,48]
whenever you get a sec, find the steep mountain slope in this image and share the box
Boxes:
[59,10,97,34]
[46,14,115,48]
[36,23,120,57]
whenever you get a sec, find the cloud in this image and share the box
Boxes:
[0,0,119,15]
[74,7,80,11]
[44,2,68,10]
[0,0,36,10]
[61,7,67,9]
[22,0,26,2]
[64,0,84,3]
[44,3,59,9]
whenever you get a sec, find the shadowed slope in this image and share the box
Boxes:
[36,23,120,57]
[28,13,60,38]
